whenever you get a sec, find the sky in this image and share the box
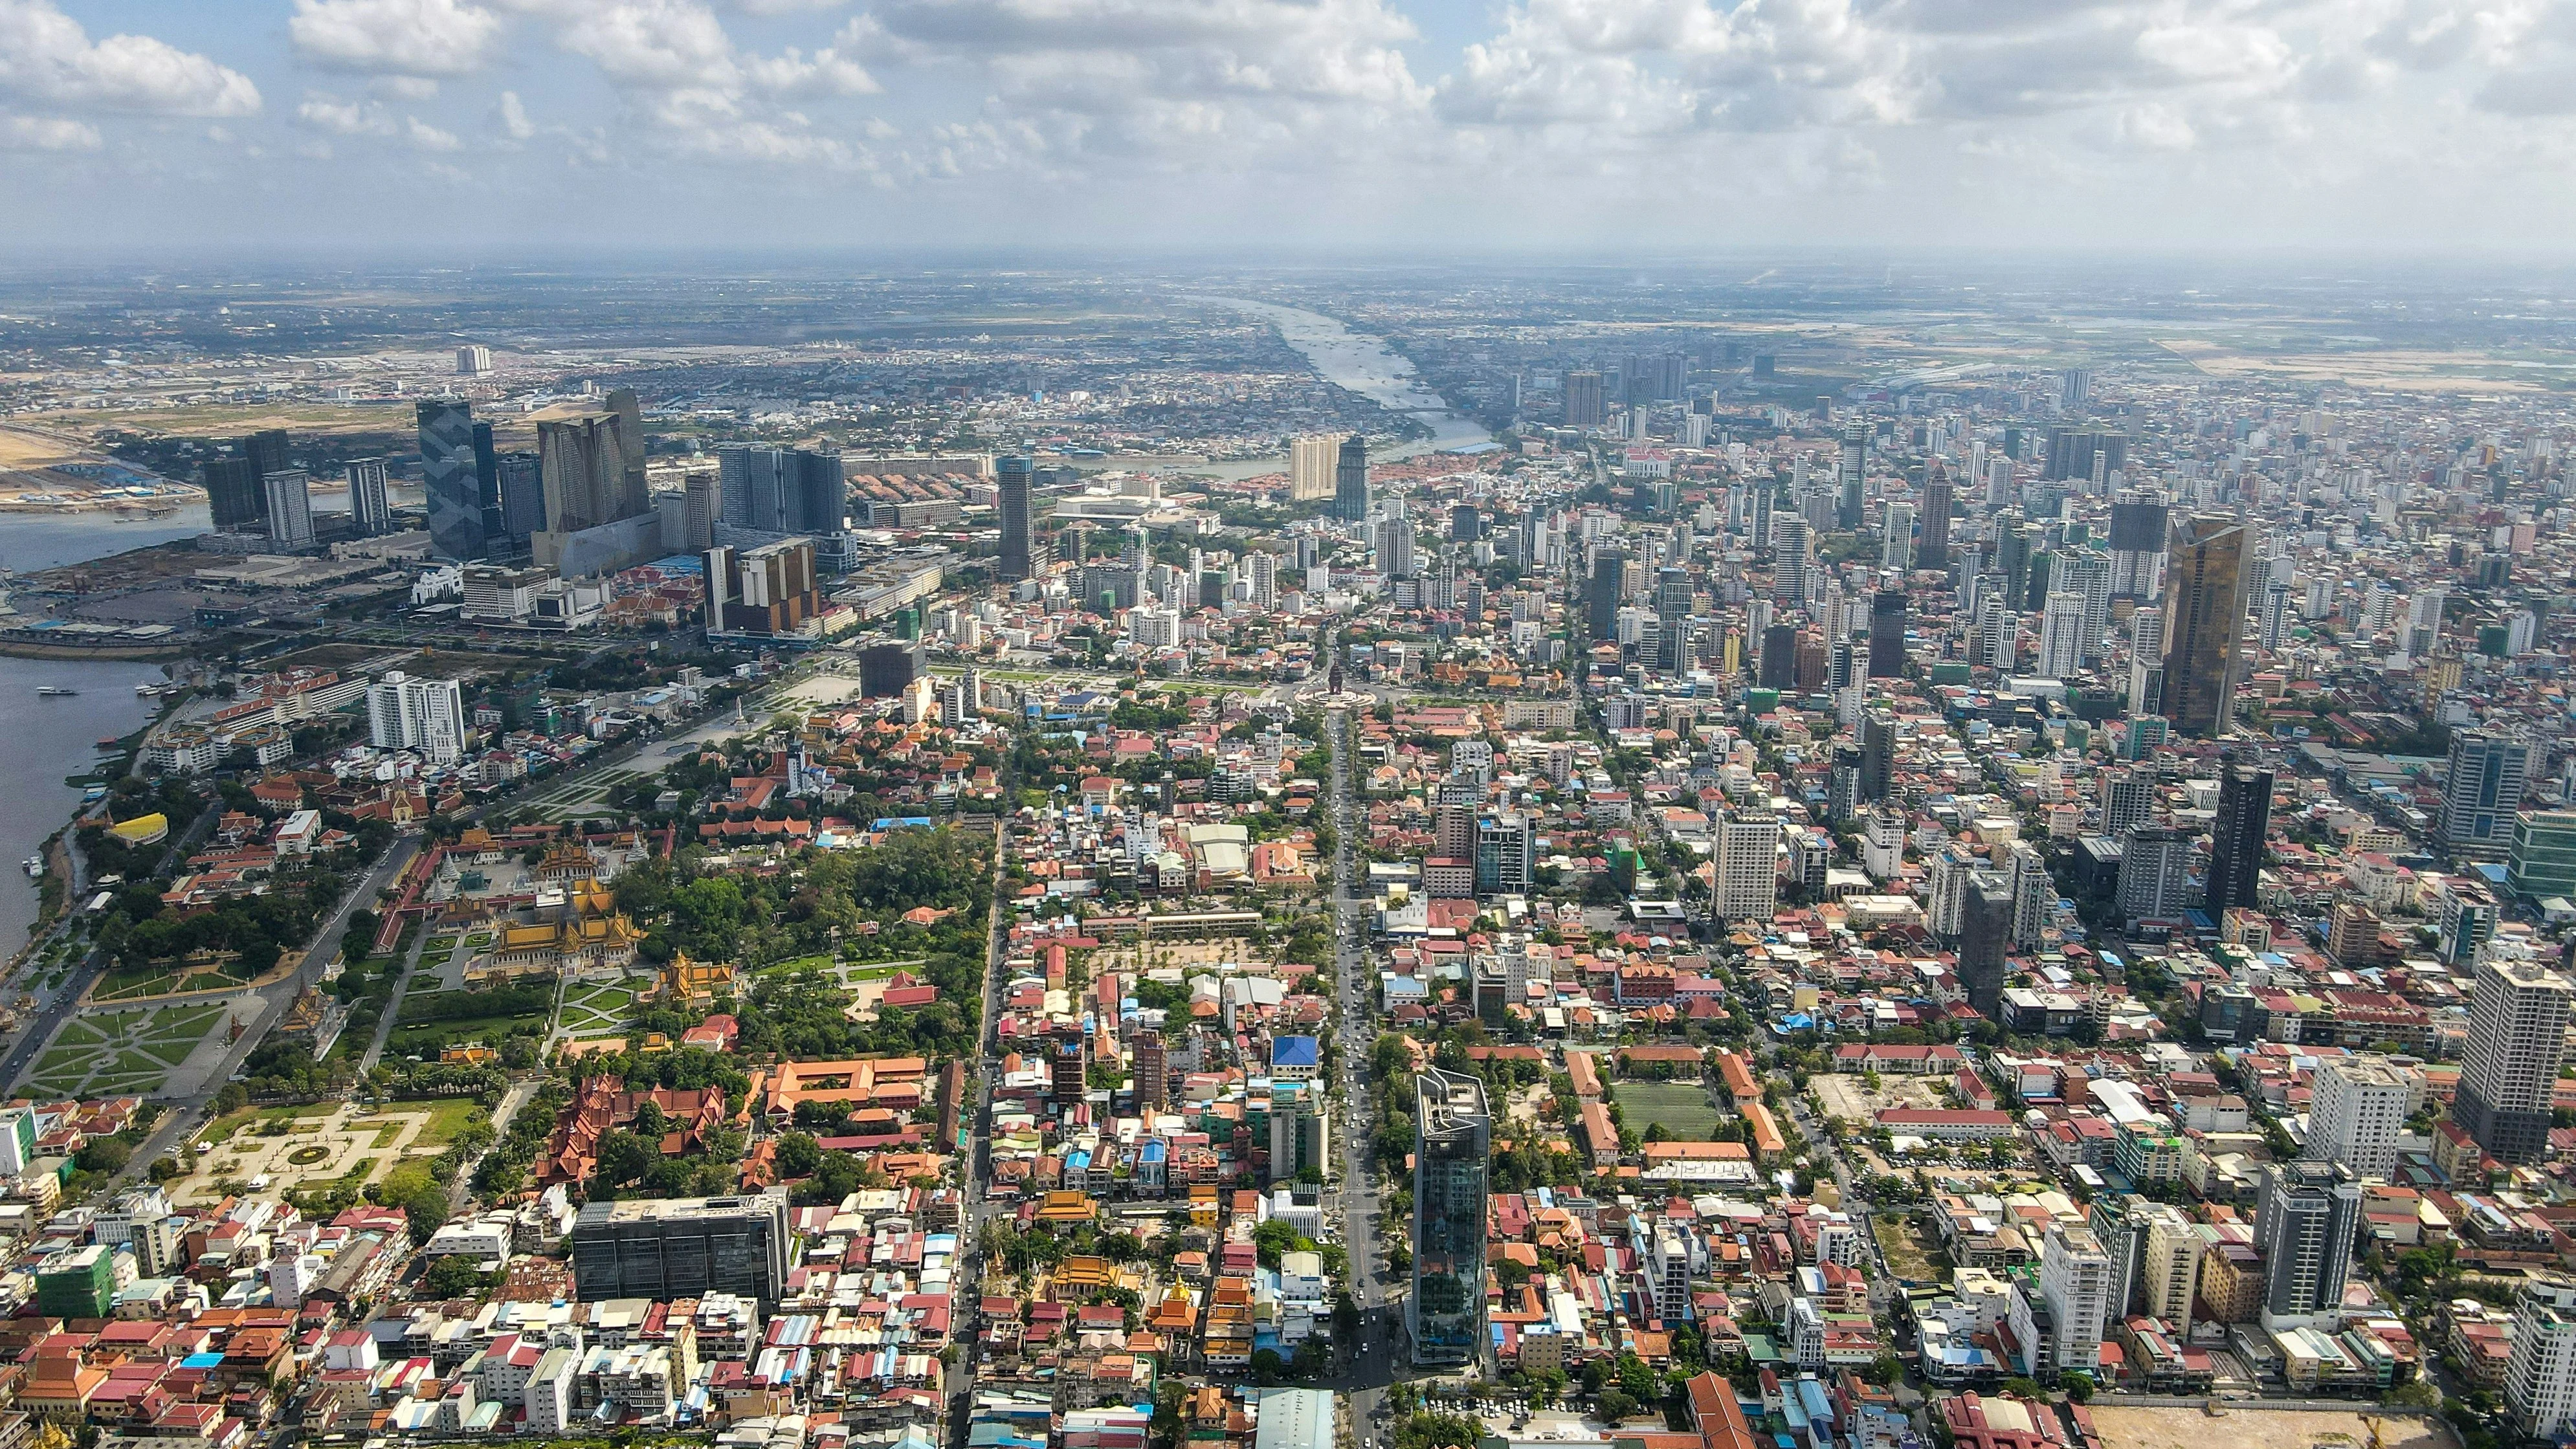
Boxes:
[6,0,2576,255]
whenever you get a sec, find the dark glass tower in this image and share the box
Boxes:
[2203,753,2272,913]
[1333,436,1370,523]
[417,401,482,560]
[1411,1068,1489,1367]
[2160,514,2250,738]
[998,454,1034,581]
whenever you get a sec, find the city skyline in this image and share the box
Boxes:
[10,0,2576,250]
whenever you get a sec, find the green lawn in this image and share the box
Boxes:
[1617,1081,1724,1140]
[19,1002,230,1099]
[405,1099,489,1149]
[200,1102,340,1146]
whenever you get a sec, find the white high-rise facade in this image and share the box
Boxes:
[367,670,467,764]
[2304,1055,2417,1179]
[1715,814,1781,923]
[2509,1278,2576,1443]
[2036,590,2085,678]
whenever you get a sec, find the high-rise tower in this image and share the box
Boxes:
[998,454,1035,582]
[1333,437,1371,523]
[2160,514,2250,737]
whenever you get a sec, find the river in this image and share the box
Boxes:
[0,487,419,953]
[1183,296,1495,480]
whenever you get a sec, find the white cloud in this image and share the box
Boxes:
[498,89,535,138]
[406,115,461,149]
[297,94,395,135]
[291,0,502,77]
[0,0,260,116]
[0,112,98,149]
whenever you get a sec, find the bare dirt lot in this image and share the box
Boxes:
[2085,1406,2453,1449]
[1811,1071,1949,1123]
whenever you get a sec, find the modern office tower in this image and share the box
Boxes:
[1860,709,1895,803]
[1881,501,1913,570]
[366,670,466,764]
[1474,814,1533,898]
[1919,469,1952,571]
[472,420,502,542]
[792,449,845,534]
[1994,513,2035,604]
[2442,729,2533,859]
[1564,371,1606,428]
[2159,514,2249,736]
[1867,590,1907,678]
[1288,434,1343,502]
[572,1194,792,1307]
[1828,746,1863,824]
[2507,1278,2576,1443]
[717,443,759,527]
[1587,549,1625,644]
[2204,753,2272,913]
[497,452,545,545]
[1332,436,1371,523]
[2006,840,2050,949]
[1836,420,1866,529]
[456,344,492,375]
[1959,870,2014,1017]
[2305,1056,2416,1179]
[1715,813,1781,922]
[2107,492,2168,599]
[419,400,482,559]
[539,414,627,535]
[2105,768,2153,839]
[1925,848,1973,938]
[2128,606,2164,714]
[1759,622,1797,690]
[263,469,315,548]
[1411,1068,1489,1367]
[344,458,392,536]
[243,427,291,482]
[2454,951,2573,1163]
[681,469,718,552]
[2036,590,2086,678]
[1249,551,1278,609]
[2253,1161,2360,1323]
[857,642,921,698]
[2510,810,2576,903]
[2116,826,2194,922]
[2044,425,2126,483]
[997,454,1034,581]
[704,539,822,637]
[203,456,265,531]
[2023,1223,2112,1375]
[1773,514,1815,605]
[1747,485,1773,549]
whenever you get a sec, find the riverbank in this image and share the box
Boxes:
[1177,295,1496,483]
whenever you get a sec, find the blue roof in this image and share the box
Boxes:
[1271,1036,1320,1068]
[182,1352,223,1369]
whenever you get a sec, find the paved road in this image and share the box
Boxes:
[948,812,1014,1449]
[358,918,436,1074]
[1324,699,1405,1431]
[105,834,423,1187]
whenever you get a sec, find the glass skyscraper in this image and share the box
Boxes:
[2160,514,2249,737]
[417,400,481,560]
[1411,1068,1489,1367]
